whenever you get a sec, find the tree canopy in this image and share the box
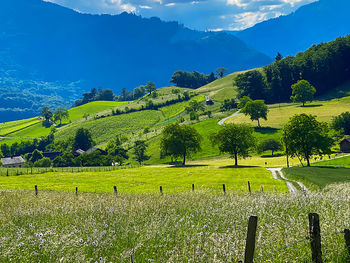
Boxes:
[290,80,316,106]
[332,112,350,135]
[170,70,216,89]
[211,123,255,166]
[160,123,202,165]
[41,107,53,121]
[282,114,334,166]
[258,139,282,156]
[73,128,94,151]
[241,100,268,127]
[133,140,150,165]
[53,108,69,125]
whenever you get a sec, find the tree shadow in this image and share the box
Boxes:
[299,104,323,108]
[254,127,279,134]
[219,165,258,169]
[168,164,209,168]
[261,153,284,158]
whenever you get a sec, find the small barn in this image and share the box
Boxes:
[85,147,108,155]
[205,95,214,105]
[1,156,25,168]
[340,138,350,153]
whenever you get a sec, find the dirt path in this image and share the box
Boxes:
[217,110,240,126]
[267,167,309,194]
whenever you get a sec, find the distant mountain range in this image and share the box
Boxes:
[236,0,350,57]
[0,0,271,122]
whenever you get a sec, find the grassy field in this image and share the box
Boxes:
[227,96,350,128]
[0,162,288,193]
[55,110,163,145]
[66,101,129,123]
[0,184,349,262]
[0,118,41,136]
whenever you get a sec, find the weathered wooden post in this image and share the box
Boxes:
[260,185,264,192]
[35,185,38,196]
[248,181,251,195]
[244,216,258,263]
[192,184,195,192]
[160,186,163,196]
[114,186,118,196]
[308,213,322,263]
[344,229,350,255]
[223,184,226,195]
[75,187,78,197]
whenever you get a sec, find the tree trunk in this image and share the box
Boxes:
[272,150,274,156]
[302,102,305,107]
[257,119,260,127]
[234,153,238,166]
[182,150,186,166]
[306,156,310,167]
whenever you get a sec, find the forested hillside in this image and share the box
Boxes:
[0,0,271,121]
[236,0,350,57]
[235,36,350,103]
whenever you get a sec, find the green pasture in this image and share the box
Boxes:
[0,117,40,136]
[227,96,350,128]
[0,163,288,193]
[66,101,129,123]
[8,122,51,138]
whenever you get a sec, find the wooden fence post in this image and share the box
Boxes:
[223,184,226,195]
[308,213,322,263]
[244,216,258,263]
[260,185,264,192]
[35,185,38,196]
[75,187,78,197]
[114,186,118,196]
[344,229,350,256]
[248,181,251,195]
[192,184,195,192]
[160,186,163,196]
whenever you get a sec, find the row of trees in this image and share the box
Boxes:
[160,110,350,167]
[236,36,350,103]
[41,107,69,125]
[170,70,216,89]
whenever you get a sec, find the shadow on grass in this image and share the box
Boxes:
[261,153,284,158]
[311,165,348,169]
[254,127,279,134]
[219,165,258,169]
[299,104,323,108]
[167,164,209,168]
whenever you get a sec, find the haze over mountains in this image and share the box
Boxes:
[237,0,350,57]
[0,0,270,121]
[0,0,349,122]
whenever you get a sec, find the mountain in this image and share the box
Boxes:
[0,0,271,122]
[236,0,350,58]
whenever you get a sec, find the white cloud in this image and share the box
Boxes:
[45,0,318,30]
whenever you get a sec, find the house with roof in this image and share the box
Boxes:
[1,156,26,168]
[340,138,350,153]
[73,147,107,157]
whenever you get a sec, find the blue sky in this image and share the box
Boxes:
[45,0,317,31]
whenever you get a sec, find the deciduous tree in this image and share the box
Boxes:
[290,80,316,106]
[241,100,268,127]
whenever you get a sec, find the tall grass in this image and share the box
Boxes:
[0,184,349,262]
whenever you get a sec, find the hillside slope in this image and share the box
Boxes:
[236,0,350,57]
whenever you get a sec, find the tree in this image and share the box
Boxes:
[41,107,53,121]
[241,100,269,127]
[133,140,150,165]
[106,138,129,166]
[332,112,350,135]
[53,108,69,125]
[98,89,115,101]
[0,144,11,157]
[259,139,282,156]
[160,123,202,165]
[282,114,334,167]
[236,70,267,100]
[145,81,156,95]
[34,157,51,167]
[290,80,316,107]
[238,96,252,109]
[73,128,93,151]
[30,149,43,163]
[186,100,204,113]
[211,124,255,166]
[215,67,228,78]
[275,52,283,61]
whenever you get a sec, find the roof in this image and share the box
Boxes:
[75,149,85,155]
[1,156,25,165]
[85,147,107,154]
[340,138,350,144]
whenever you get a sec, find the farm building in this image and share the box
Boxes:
[340,138,350,153]
[205,95,214,105]
[1,156,25,168]
[73,147,107,157]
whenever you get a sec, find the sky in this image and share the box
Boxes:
[45,0,318,31]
